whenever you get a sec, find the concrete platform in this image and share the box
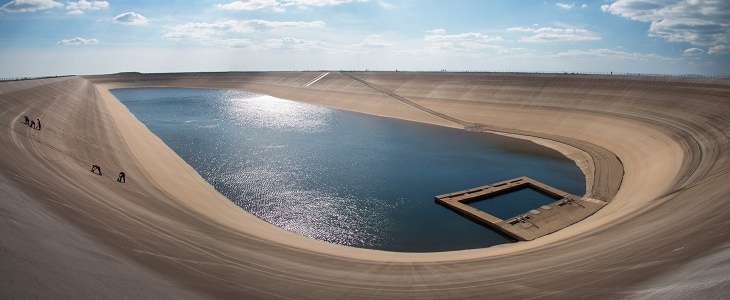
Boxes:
[435,176,606,241]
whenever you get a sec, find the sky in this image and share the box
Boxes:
[0,0,728,77]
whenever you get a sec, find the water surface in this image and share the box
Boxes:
[112,88,585,252]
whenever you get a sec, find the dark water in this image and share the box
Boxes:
[468,187,560,220]
[112,88,585,252]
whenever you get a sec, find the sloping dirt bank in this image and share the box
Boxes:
[1,72,728,299]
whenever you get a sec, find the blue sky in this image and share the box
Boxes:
[1,0,728,77]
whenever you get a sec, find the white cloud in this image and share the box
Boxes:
[602,0,730,50]
[425,29,501,43]
[509,27,600,42]
[247,19,325,30]
[65,0,108,14]
[347,34,392,49]
[215,0,368,11]
[113,12,149,25]
[164,19,325,41]
[215,38,254,48]
[555,3,575,10]
[506,27,533,32]
[556,48,674,61]
[163,21,236,41]
[216,0,283,12]
[294,0,367,6]
[426,28,446,35]
[683,47,705,56]
[258,37,328,51]
[57,37,99,45]
[0,0,62,13]
[376,0,396,9]
[408,29,508,55]
[708,44,730,55]
[173,34,328,52]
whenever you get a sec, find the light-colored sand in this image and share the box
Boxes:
[1,72,728,299]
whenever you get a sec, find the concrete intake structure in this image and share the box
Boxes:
[1,72,729,299]
[435,176,606,241]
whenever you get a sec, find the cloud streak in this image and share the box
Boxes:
[0,0,62,13]
[347,34,393,49]
[66,0,108,15]
[508,27,600,42]
[555,3,575,10]
[164,19,325,41]
[556,48,674,61]
[259,37,328,51]
[392,29,509,56]
[602,0,729,54]
[57,37,99,45]
[215,0,368,11]
[113,12,149,25]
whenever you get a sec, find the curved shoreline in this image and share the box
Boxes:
[95,74,621,260]
[2,72,729,298]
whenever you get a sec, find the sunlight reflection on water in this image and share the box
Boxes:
[113,88,586,252]
[225,94,332,132]
[212,94,393,248]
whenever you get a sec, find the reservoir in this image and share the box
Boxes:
[112,88,586,252]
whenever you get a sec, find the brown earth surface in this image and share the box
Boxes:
[1,72,729,299]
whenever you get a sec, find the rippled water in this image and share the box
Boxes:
[113,88,585,252]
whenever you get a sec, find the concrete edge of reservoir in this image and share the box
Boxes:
[2,72,729,299]
[435,176,606,241]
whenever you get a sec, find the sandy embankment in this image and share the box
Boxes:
[1,72,729,299]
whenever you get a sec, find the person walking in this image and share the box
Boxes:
[117,172,125,183]
[36,119,41,130]
[23,116,29,125]
[91,164,102,175]
[29,120,35,129]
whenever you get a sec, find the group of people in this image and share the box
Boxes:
[90,164,126,183]
[20,114,127,183]
[23,115,41,130]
